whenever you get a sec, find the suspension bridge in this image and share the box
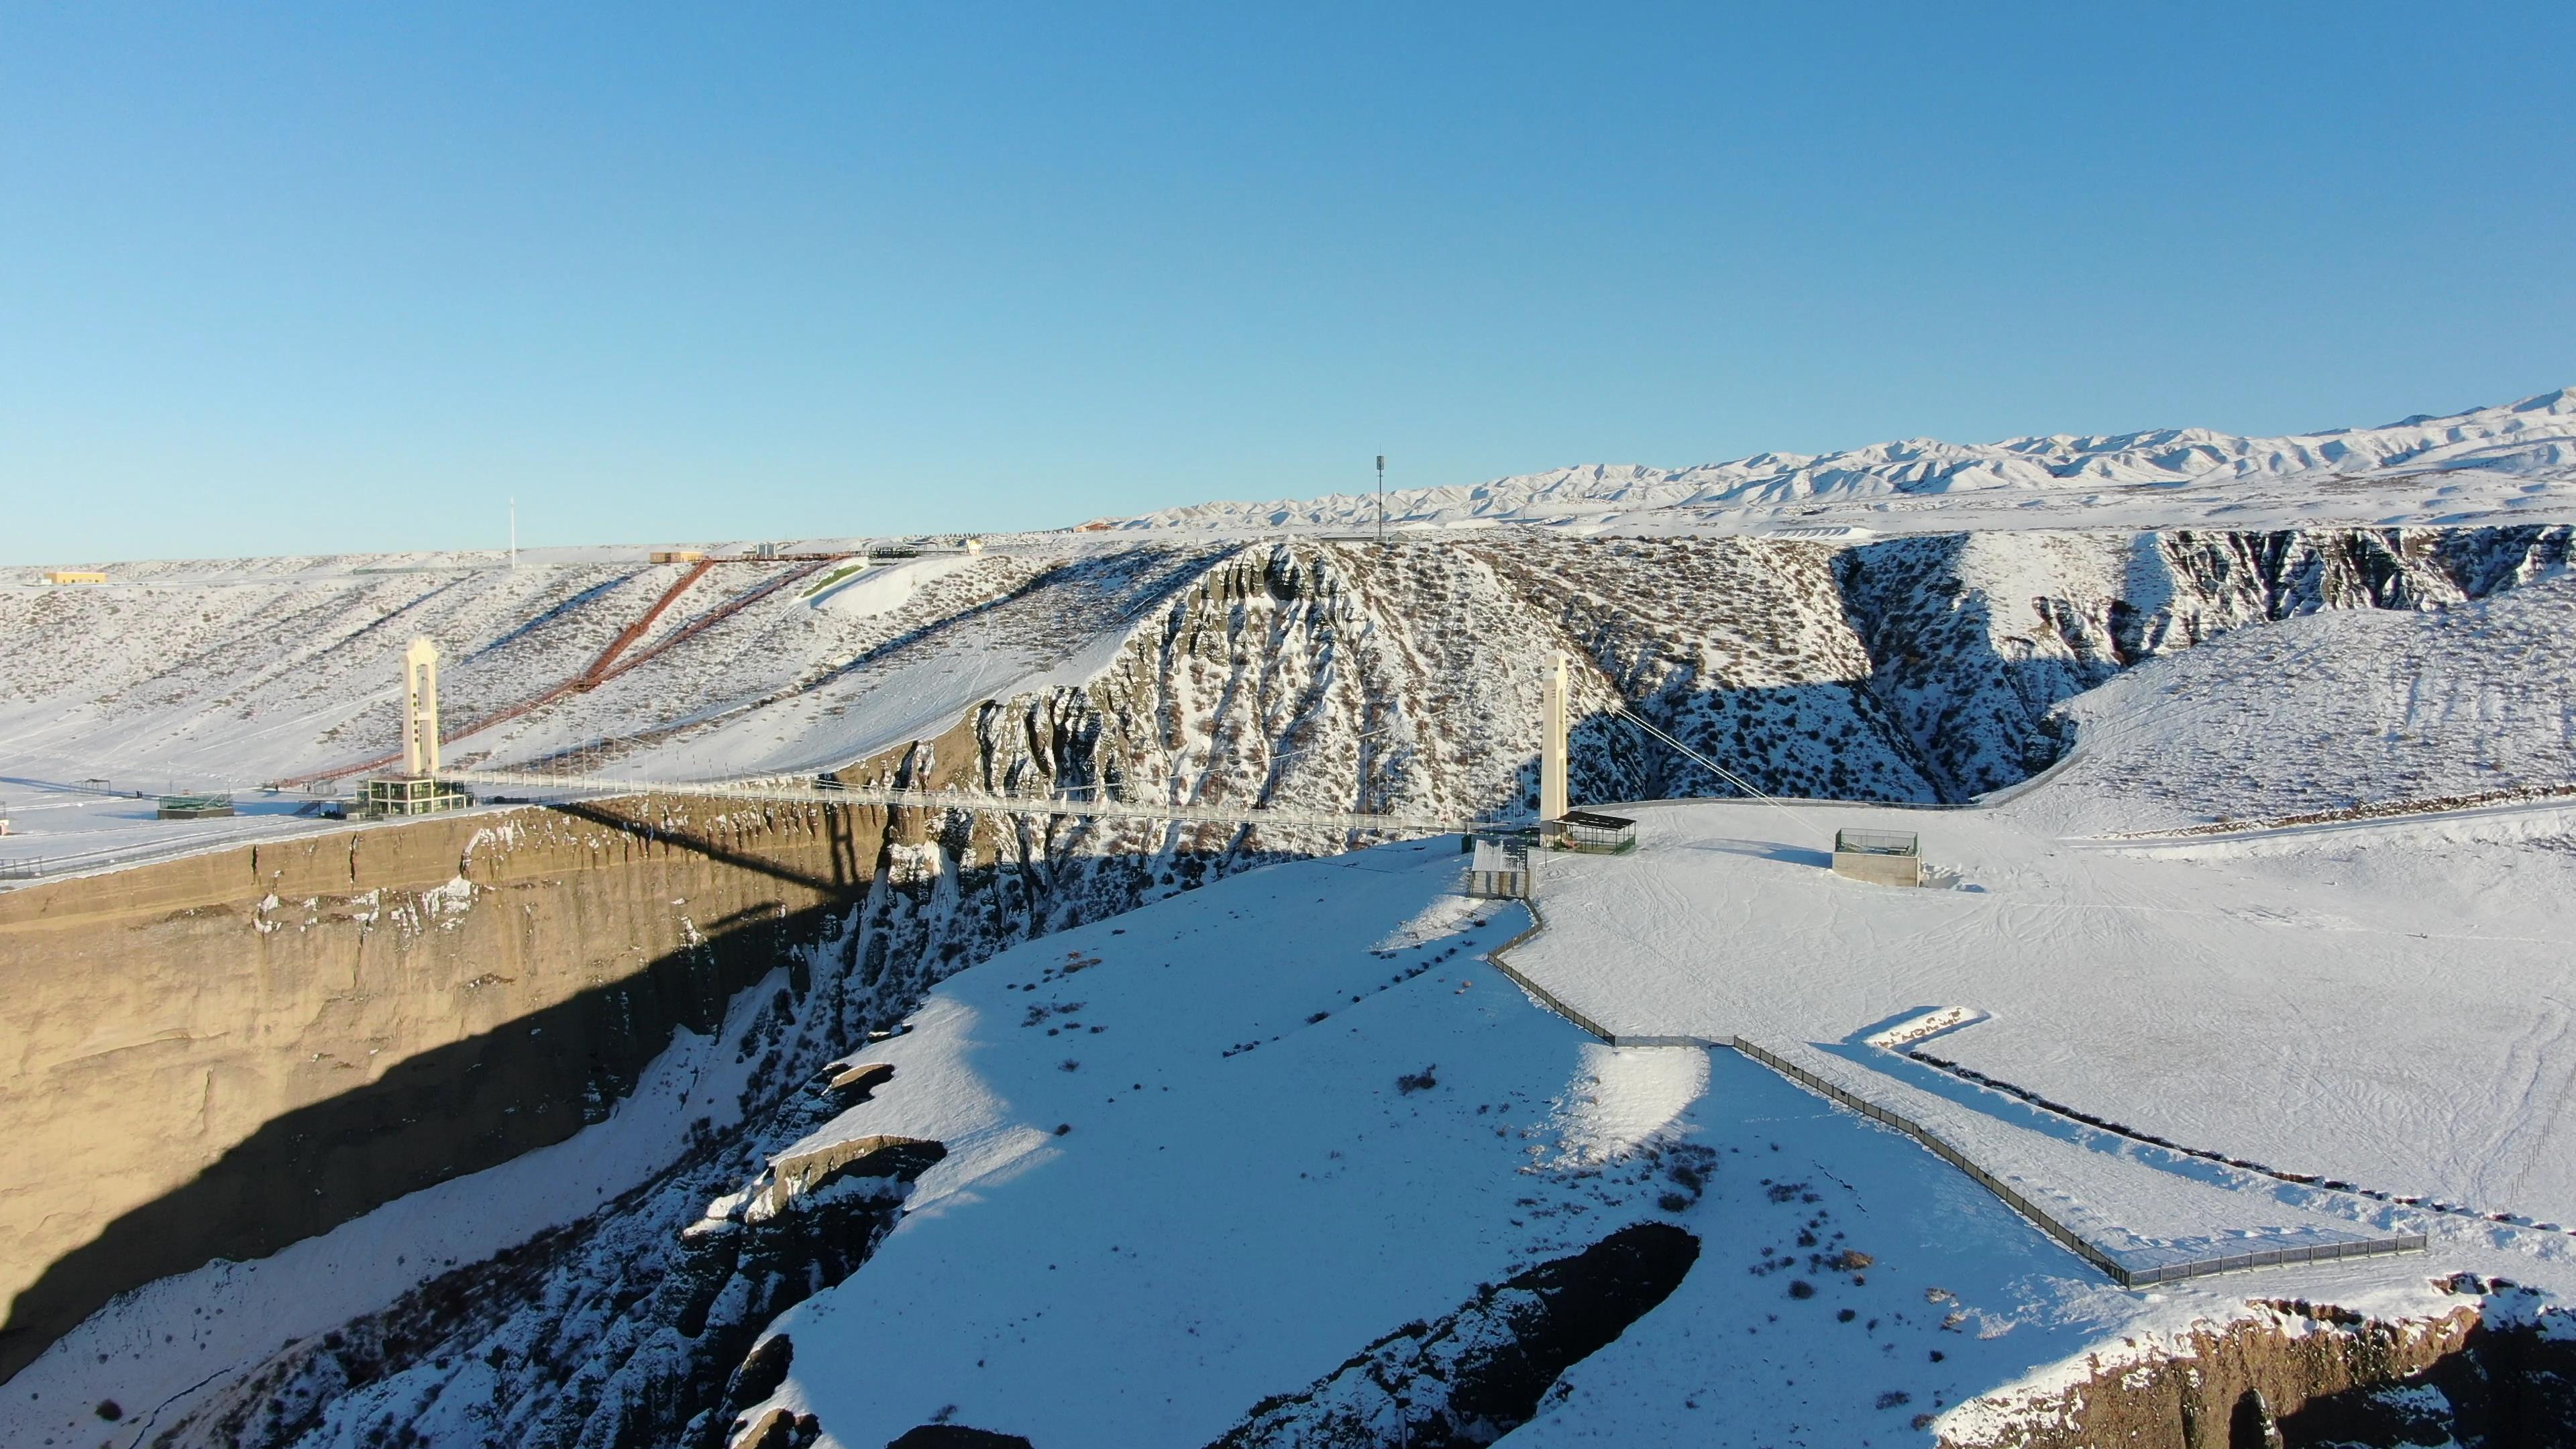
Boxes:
[439,765,1493,835]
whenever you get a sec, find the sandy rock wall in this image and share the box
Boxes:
[0,799,879,1382]
[1949,1289,2576,1448]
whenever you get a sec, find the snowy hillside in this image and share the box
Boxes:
[9,476,2576,1444]
[2017,574,2576,836]
[1106,387,2576,537]
[7,526,2569,884]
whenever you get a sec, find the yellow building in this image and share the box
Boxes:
[43,570,107,584]
[649,549,706,564]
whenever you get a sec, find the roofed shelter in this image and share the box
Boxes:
[1548,810,1636,855]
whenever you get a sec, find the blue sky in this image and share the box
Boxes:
[4,3,2571,561]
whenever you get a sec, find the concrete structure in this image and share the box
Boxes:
[400,637,441,777]
[42,570,106,585]
[1534,652,1631,853]
[362,637,468,818]
[1465,835,1533,899]
[1831,827,1923,886]
[1540,650,1569,826]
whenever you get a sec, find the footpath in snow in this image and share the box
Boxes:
[1498,798,2576,1278]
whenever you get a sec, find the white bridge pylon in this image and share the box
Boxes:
[400,637,442,777]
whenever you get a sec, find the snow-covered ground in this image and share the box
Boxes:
[1104,386,2576,537]
[9,588,2575,1443]
[711,845,2125,1447]
[2013,574,2576,836]
[1507,797,2576,1237]
[0,780,348,876]
[693,793,2576,1447]
[0,539,1227,875]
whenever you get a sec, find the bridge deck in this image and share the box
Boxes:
[442,768,1497,835]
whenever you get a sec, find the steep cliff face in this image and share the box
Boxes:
[0,776,1260,1389]
[1947,1285,2576,1449]
[939,525,2573,822]
[7,525,2571,1445]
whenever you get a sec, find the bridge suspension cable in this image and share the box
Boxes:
[439,765,1494,836]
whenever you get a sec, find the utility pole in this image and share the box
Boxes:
[508,496,519,569]
[1376,454,1386,546]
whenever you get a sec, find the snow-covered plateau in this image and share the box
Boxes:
[7,388,2576,1448]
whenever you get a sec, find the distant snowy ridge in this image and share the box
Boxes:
[1103,386,2576,533]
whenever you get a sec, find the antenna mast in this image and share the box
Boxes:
[1376,454,1386,546]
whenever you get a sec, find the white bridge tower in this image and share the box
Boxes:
[1540,649,1568,826]
[401,637,442,777]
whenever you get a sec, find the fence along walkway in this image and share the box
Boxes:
[1478,910,2426,1289]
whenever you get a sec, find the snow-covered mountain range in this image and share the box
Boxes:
[10,391,2576,1449]
[1106,387,2576,536]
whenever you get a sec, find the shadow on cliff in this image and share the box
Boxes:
[0,810,868,1385]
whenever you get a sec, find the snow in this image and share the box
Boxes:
[1106,386,2576,539]
[739,845,2108,1448]
[1503,797,2576,1235]
[1544,1042,1707,1169]
[718,804,2576,1448]
[0,780,347,876]
[2013,574,2576,836]
[8,389,2576,1441]
[0,540,1225,874]
[806,555,977,619]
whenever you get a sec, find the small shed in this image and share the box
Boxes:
[1831,828,1922,887]
[1549,810,1637,855]
[156,793,235,820]
[44,570,107,584]
[650,549,708,564]
[1465,835,1534,900]
[359,777,471,818]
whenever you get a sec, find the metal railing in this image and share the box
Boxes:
[1477,916,2426,1287]
[1727,1040,2426,1287]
